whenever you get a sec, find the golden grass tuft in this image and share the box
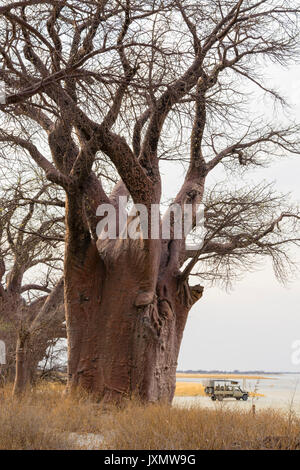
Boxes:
[0,383,299,450]
[175,382,206,396]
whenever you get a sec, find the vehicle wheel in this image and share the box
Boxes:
[211,396,216,401]
[242,394,248,401]
[217,395,223,401]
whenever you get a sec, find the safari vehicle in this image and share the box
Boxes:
[204,379,249,401]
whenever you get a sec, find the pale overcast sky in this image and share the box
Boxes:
[164,63,300,372]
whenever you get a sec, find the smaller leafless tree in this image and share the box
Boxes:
[0,165,66,391]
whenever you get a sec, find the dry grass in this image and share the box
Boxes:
[0,383,299,450]
[175,382,206,396]
[104,402,300,450]
[0,383,106,449]
[0,384,72,449]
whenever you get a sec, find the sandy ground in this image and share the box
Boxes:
[173,393,300,416]
[67,432,105,449]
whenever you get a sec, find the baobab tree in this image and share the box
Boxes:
[0,0,300,402]
[0,168,66,390]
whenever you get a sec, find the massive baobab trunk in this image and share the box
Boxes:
[65,239,203,402]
